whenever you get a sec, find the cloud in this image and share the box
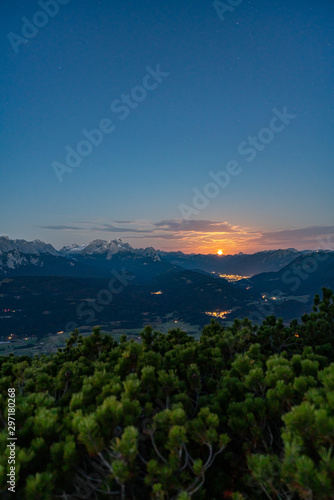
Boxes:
[112,220,148,224]
[153,219,240,233]
[40,219,245,236]
[38,219,257,248]
[40,225,81,230]
[128,233,188,240]
[256,226,334,247]
[90,224,150,234]
[38,220,334,253]
[126,223,334,252]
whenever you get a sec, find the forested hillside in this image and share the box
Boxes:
[1,289,334,499]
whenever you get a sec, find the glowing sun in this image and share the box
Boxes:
[217,250,223,256]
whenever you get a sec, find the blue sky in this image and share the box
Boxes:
[1,0,333,253]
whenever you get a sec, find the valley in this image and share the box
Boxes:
[0,237,333,342]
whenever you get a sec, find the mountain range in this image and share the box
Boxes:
[0,236,317,280]
[0,237,333,339]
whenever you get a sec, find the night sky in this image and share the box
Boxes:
[1,0,333,254]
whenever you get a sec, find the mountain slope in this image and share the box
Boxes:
[159,248,307,276]
[0,238,176,282]
[0,236,58,256]
[237,251,334,297]
[0,237,312,279]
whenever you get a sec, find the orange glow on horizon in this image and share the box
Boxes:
[176,244,241,255]
[166,241,255,255]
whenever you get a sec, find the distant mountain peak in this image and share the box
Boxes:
[139,246,161,261]
[0,236,58,256]
[68,238,134,259]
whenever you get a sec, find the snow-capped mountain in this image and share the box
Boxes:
[0,236,58,256]
[0,237,161,260]
[138,246,161,262]
[58,243,87,255]
[1,236,330,279]
[0,237,61,275]
[0,237,163,279]
[60,238,161,261]
[68,238,133,258]
[0,250,45,271]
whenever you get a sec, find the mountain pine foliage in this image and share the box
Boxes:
[1,289,334,499]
